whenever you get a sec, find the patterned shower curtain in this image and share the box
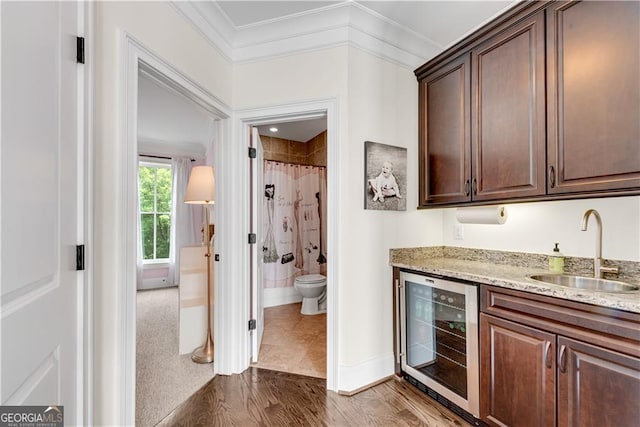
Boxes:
[262,161,327,288]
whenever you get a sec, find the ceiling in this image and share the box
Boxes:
[216,1,342,27]
[257,117,327,142]
[141,1,520,150]
[216,1,518,49]
[137,72,216,157]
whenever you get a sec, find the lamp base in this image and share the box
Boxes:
[191,333,214,364]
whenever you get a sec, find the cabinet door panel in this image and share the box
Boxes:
[472,11,546,201]
[419,54,471,206]
[547,1,640,193]
[480,314,555,427]
[558,336,640,427]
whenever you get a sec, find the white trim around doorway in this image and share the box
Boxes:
[119,32,231,426]
[232,98,340,391]
[80,1,94,424]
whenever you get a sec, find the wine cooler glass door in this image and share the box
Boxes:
[400,272,479,417]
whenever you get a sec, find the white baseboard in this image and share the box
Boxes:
[264,287,302,308]
[337,352,395,393]
[139,277,173,290]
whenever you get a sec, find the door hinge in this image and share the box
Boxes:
[248,233,257,244]
[76,244,85,271]
[248,147,257,159]
[248,319,257,330]
[76,36,85,64]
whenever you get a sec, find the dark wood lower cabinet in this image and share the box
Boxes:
[558,337,640,427]
[480,314,556,427]
[480,286,640,427]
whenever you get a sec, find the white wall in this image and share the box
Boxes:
[340,48,441,385]
[442,196,640,262]
[234,47,442,390]
[93,2,232,424]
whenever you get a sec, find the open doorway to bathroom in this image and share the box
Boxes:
[250,118,328,379]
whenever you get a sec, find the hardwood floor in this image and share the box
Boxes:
[157,368,471,426]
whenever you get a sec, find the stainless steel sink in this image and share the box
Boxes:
[528,274,639,293]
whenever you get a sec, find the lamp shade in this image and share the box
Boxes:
[184,166,215,204]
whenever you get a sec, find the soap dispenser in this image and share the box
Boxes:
[549,243,565,273]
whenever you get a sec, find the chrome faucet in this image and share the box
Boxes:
[581,209,618,278]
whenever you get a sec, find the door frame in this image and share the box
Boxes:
[119,33,232,425]
[233,99,340,391]
[80,1,94,424]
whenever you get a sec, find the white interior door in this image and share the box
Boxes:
[1,1,82,423]
[250,127,265,363]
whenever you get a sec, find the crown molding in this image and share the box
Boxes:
[171,1,443,70]
[168,1,234,61]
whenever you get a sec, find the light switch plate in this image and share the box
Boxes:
[454,223,465,240]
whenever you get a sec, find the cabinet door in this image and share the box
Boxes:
[419,54,471,206]
[480,314,556,427]
[546,1,640,194]
[558,336,640,427]
[471,11,546,201]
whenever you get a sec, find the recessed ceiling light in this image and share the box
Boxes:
[269,127,278,132]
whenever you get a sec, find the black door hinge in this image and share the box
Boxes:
[248,233,256,244]
[76,244,85,271]
[248,147,257,159]
[248,319,257,331]
[76,36,85,64]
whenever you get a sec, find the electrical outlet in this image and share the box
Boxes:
[454,223,465,240]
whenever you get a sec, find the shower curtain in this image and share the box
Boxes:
[263,161,327,288]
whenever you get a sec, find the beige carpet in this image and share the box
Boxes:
[136,287,214,426]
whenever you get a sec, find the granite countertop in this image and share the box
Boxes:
[390,247,640,314]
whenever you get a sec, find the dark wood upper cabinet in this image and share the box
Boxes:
[472,11,546,201]
[415,0,640,207]
[546,0,640,194]
[557,336,640,427]
[419,54,471,205]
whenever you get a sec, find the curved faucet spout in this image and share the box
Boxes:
[581,209,602,260]
[581,209,617,278]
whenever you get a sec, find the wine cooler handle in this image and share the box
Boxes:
[559,345,567,373]
[544,341,552,369]
[395,279,402,364]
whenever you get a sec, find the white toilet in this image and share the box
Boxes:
[294,274,327,315]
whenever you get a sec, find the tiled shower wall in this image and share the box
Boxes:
[261,131,327,167]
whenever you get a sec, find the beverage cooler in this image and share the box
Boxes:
[397,271,480,418]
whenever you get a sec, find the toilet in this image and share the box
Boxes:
[294,274,327,315]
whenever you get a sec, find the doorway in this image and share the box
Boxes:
[134,68,219,425]
[238,99,339,390]
[251,119,328,379]
[121,34,232,425]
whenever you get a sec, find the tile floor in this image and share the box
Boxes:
[252,302,326,378]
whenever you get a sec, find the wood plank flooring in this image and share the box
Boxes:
[157,367,471,426]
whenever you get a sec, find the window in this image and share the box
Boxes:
[139,161,172,261]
